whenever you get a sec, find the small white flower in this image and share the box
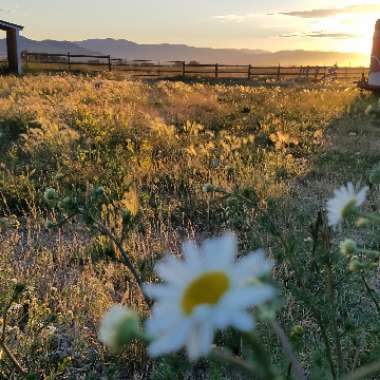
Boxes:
[98,305,140,351]
[327,183,368,227]
[144,232,274,361]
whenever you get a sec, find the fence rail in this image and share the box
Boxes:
[21,51,368,81]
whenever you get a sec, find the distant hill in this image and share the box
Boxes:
[76,38,367,66]
[0,36,101,56]
[0,36,368,66]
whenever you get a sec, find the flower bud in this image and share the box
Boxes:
[349,256,362,273]
[98,305,142,351]
[340,239,357,257]
[356,217,370,227]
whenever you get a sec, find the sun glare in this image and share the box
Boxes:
[305,10,379,65]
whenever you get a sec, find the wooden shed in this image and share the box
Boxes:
[0,19,23,74]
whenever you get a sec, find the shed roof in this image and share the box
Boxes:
[0,20,24,31]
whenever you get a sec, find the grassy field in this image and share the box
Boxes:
[0,73,380,379]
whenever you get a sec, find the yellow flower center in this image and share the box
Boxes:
[181,271,230,315]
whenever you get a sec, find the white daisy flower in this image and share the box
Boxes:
[326,183,368,227]
[99,305,140,351]
[144,232,274,361]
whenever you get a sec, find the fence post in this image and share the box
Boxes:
[215,63,219,78]
[248,64,251,79]
[181,61,186,77]
[108,55,112,71]
[67,52,71,71]
[315,66,319,79]
[277,64,281,81]
[306,66,309,79]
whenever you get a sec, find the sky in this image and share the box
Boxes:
[1,0,380,54]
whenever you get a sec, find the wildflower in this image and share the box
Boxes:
[144,232,274,361]
[326,183,368,227]
[99,305,141,351]
[340,239,357,257]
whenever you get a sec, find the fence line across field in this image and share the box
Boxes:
[21,51,368,81]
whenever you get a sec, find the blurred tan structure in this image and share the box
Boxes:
[0,20,23,74]
[369,19,380,87]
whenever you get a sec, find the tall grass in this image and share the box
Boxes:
[0,73,378,378]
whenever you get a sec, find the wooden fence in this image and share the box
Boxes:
[21,51,368,81]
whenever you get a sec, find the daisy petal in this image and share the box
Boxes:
[326,183,368,227]
[202,232,237,269]
[155,255,188,285]
[186,320,214,360]
[231,311,255,332]
[148,319,191,357]
[232,249,273,284]
[223,285,275,309]
[144,284,180,301]
[182,240,203,271]
[146,304,182,334]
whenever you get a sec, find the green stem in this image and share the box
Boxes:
[322,222,343,376]
[311,307,337,380]
[326,261,343,375]
[93,219,151,307]
[211,347,257,378]
[244,333,277,380]
[0,341,27,376]
[271,321,307,380]
[360,275,380,315]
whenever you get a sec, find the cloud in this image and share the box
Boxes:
[214,3,380,23]
[280,3,380,19]
[212,14,258,23]
[280,31,359,39]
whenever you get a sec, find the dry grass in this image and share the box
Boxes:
[0,73,377,379]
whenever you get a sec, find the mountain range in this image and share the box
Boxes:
[0,36,369,66]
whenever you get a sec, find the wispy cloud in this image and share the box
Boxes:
[280,32,360,39]
[212,14,259,23]
[214,3,380,23]
[280,3,380,19]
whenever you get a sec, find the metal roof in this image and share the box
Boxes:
[0,20,24,31]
